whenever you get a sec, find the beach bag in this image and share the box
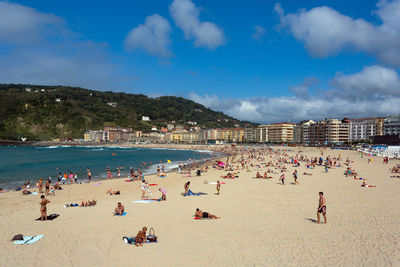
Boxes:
[146,227,157,242]
[12,234,23,241]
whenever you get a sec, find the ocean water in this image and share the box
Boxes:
[0,145,213,189]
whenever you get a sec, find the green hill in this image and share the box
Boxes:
[0,84,255,141]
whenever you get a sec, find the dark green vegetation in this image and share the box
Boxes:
[0,84,254,140]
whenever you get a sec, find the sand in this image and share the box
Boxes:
[0,146,399,267]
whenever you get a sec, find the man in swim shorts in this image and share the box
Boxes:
[317,192,327,224]
[195,208,219,219]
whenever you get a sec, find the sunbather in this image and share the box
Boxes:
[114,202,124,215]
[195,208,219,219]
[361,182,376,188]
[135,227,148,247]
[107,189,120,195]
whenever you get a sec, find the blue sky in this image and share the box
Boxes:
[1,0,399,122]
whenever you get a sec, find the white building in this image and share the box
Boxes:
[142,116,150,121]
[384,114,400,135]
[349,118,383,141]
[301,120,315,144]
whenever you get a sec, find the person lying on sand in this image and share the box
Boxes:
[107,189,120,195]
[353,175,367,180]
[361,182,376,188]
[135,227,148,247]
[80,199,97,207]
[114,202,124,215]
[303,172,312,175]
[195,208,220,219]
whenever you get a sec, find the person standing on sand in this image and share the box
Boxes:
[38,178,43,193]
[293,170,298,185]
[157,166,160,176]
[45,179,50,196]
[216,181,221,195]
[87,168,91,182]
[40,195,50,221]
[280,172,285,185]
[317,192,327,224]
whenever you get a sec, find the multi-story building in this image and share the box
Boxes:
[300,120,315,144]
[384,114,400,135]
[244,128,257,142]
[267,123,295,143]
[349,118,384,141]
[293,124,302,143]
[84,130,105,142]
[308,118,349,144]
[182,131,199,143]
[256,125,268,143]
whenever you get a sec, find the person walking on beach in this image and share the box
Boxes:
[87,168,91,182]
[216,181,221,195]
[317,192,327,224]
[141,181,146,199]
[293,170,299,185]
[40,195,50,221]
[157,166,160,176]
[45,179,50,196]
[280,172,285,185]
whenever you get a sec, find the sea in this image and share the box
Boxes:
[0,145,215,189]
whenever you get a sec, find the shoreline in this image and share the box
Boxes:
[0,144,229,190]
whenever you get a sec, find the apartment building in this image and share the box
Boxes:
[349,118,384,141]
[300,120,315,144]
[182,131,199,143]
[267,123,295,143]
[308,118,349,144]
[256,125,268,143]
[384,114,400,135]
[244,128,256,142]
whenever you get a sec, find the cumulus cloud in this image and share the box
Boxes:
[275,0,400,66]
[0,2,130,90]
[289,76,318,99]
[251,25,266,41]
[189,66,400,123]
[125,14,172,58]
[169,0,226,49]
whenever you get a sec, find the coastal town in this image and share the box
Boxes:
[83,114,400,145]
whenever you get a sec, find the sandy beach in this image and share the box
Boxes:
[1,146,399,266]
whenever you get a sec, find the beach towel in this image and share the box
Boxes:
[31,192,38,195]
[194,217,212,220]
[184,192,207,197]
[125,180,133,182]
[158,175,167,178]
[93,182,102,186]
[123,236,158,244]
[114,212,127,216]
[209,182,226,185]
[13,235,44,245]
[35,214,59,221]
[149,184,158,186]
[64,203,79,208]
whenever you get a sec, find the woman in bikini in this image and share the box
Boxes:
[40,195,50,221]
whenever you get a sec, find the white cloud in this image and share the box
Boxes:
[169,0,226,49]
[275,0,400,66]
[189,66,400,123]
[0,2,131,90]
[0,1,63,43]
[251,25,266,40]
[330,65,400,99]
[125,14,172,58]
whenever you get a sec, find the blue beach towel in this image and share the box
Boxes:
[14,235,44,245]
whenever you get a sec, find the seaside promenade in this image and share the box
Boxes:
[0,146,399,266]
